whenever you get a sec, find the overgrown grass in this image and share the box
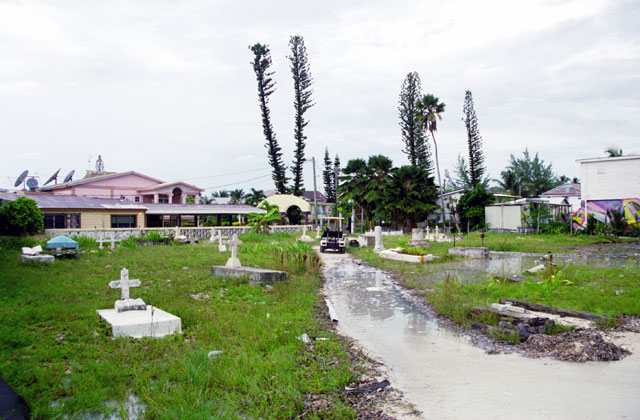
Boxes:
[0,233,358,418]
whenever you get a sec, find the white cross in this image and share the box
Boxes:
[228,234,243,260]
[435,225,439,236]
[108,268,141,300]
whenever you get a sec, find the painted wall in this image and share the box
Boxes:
[572,198,640,229]
[42,210,144,229]
[485,205,522,231]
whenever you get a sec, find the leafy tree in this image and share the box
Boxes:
[340,158,370,222]
[363,155,394,222]
[250,43,288,193]
[0,197,43,235]
[463,90,486,187]
[605,147,623,157]
[185,196,195,204]
[383,165,437,231]
[398,72,431,173]
[495,169,519,196]
[243,188,266,207]
[444,154,471,191]
[323,148,335,202]
[212,190,230,198]
[288,35,314,196]
[501,149,559,197]
[456,185,495,231]
[229,189,244,204]
[415,93,446,226]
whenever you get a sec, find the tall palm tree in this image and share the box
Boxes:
[340,158,370,225]
[364,155,394,223]
[605,147,623,157]
[415,94,446,227]
[243,188,266,207]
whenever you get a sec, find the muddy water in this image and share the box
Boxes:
[322,252,640,420]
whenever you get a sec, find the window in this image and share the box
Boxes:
[111,215,137,228]
[158,194,169,203]
[70,213,81,228]
[44,214,66,229]
[134,196,140,202]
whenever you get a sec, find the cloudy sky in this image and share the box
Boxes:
[1,0,638,194]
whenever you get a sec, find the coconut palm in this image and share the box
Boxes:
[383,165,437,232]
[605,147,623,157]
[415,94,446,227]
[243,188,266,207]
[229,189,244,204]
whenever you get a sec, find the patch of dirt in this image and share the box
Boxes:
[520,329,631,362]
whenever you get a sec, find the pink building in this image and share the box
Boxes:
[38,171,204,204]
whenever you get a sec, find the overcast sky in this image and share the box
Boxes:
[1,0,638,195]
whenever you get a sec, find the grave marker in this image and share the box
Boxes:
[108,268,146,312]
[225,234,242,268]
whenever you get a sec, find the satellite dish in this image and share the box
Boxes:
[44,168,61,186]
[14,170,28,187]
[26,177,39,190]
[63,170,75,183]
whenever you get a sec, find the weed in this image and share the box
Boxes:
[525,268,573,298]
[489,328,521,344]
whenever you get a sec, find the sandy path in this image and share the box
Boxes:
[320,250,640,420]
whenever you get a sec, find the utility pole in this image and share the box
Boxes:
[334,166,339,218]
[312,157,318,227]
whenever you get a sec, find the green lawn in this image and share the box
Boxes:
[350,233,640,330]
[0,233,358,419]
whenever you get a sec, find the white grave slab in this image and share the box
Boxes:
[374,226,385,253]
[97,306,181,338]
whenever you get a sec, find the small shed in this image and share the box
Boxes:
[485,198,571,233]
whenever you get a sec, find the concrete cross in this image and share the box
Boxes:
[228,234,242,260]
[435,225,439,236]
[110,231,115,248]
[109,268,141,300]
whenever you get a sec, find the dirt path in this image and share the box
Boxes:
[319,250,640,420]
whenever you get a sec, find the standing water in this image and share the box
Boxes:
[322,252,640,419]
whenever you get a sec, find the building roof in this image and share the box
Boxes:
[38,171,165,191]
[137,181,204,192]
[576,155,640,163]
[143,203,265,215]
[541,183,581,197]
[302,191,327,202]
[488,197,569,207]
[0,192,146,210]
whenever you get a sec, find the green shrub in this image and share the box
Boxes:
[0,197,43,235]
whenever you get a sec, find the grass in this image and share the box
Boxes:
[0,234,359,419]
[349,233,640,333]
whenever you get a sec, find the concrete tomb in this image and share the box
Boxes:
[374,226,385,253]
[407,228,429,247]
[211,234,286,285]
[298,225,314,242]
[97,268,181,338]
[21,245,54,263]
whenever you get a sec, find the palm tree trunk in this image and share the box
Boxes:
[431,132,446,228]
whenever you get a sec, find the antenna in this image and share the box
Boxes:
[63,170,75,183]
[26,177,39,190]
[14,170,28,188]
[44,169,61,186]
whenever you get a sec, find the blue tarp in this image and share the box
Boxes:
[45,236,79,250]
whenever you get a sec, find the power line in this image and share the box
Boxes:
[175,167,270,182]
[202,174,272,190]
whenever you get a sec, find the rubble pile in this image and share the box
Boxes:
[521,329,631,362]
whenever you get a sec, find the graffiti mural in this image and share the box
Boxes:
[572,198,640,229]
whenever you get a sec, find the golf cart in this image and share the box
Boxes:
[319,216,346,254]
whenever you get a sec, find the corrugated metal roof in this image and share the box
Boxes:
[541,183,581,197]
[143,203,266,215]
[0,192,146,210]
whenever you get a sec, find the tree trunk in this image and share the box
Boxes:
[431,132,446,228]
[498,299,607,321]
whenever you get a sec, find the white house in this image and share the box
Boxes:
[575,155,640,228]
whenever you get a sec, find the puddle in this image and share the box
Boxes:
[422,242,640,285]
[321,251,640,419]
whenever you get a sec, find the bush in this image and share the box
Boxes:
[457,185,495,231]
[0,197,43,236]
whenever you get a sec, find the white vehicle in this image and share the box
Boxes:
[319,217,346,253]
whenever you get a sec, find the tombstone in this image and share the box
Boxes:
[218,234,227,252]
[108,268,146,312]
[374,226,385,252]
[209,228,216,243]
[110,231,115,248]
[408,227,428,247]
[225,234,242,268]
[98,232,104,249]
[97,268,182,338]
[316,226,321,239]
[298,225,314,242]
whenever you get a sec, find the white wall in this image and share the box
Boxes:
[485,205,522,231]
[580,156,640,201]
